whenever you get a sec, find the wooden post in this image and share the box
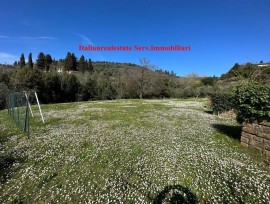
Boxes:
[35,92,45,123]
[24,91,34,117]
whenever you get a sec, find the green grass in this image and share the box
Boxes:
[0,99,269,203]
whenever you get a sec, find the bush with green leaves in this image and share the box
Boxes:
[0,83,9,110]
[61,74,81,102]
[12,67,45,92]
[235,83,270,120]
[210,92,236,114]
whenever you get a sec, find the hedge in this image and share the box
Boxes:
[210,93,236,114]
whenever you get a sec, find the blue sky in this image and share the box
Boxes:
[0,0,269,76]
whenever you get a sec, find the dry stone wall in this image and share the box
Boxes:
[241,119,270,156]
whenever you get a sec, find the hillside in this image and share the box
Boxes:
[0,60,214,109]
[220,62,270,83]
[0,61,142,75]
[1,59,269,111]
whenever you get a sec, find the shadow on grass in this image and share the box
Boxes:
[212,124,242,141]
[204,110,213,115]
[0,128,25,184]
[0,154,16,183]
[0,151,25,184]
[153,185,197,204]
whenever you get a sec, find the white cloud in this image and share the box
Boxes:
[77,34,94,45]
[0,35,57,40]
[0,52,18,64]
[19,36,57,40]
[38,36,57,40]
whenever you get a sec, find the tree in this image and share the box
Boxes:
[12,67,44,92]
[221,63,241,79]
[0,73,10,87]
[71,53,77,71]
[96,73,109,99]
[28,53,33,69]
[64,52,73,72]
[19,53,25,68]
[87,58,94,72]
[61,74,80,102]
[80,77,97,100]
[102,82,117,100]
[136,58,155,99]
[152,72,171,98]
[42,73,62,103]
[78,55,87,74]
[0,83,9,110]
[201,77,217,86]
[14,61,18,66]
[36,52,46,70]
[45,54,53,71]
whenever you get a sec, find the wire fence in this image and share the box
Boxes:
[6,92,30,134]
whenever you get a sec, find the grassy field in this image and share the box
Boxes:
[0,99,270,203]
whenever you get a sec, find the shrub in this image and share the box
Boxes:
[0,73,10,87]
[79,77,97,101]
[42,73,62,103]
[210,92,236,114]
[235,83,270,120]
[61,74,81,102]
[0,83,9,110]
[12,67,44,92]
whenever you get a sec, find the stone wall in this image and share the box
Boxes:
[241,119,270,156]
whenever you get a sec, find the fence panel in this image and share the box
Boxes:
[7,92,29,134]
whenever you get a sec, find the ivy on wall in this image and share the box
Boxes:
[235,83,270,120]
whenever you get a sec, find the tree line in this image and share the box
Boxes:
[7,52,269,109]
[14,52,94,73]
[0,52,221,109]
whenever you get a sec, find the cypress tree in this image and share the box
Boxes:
[71,53,77,71]
[36,52,46,70]
[88,58,93,72]
[78,55,86,74]
[28,53,33,69]
[45,54,53,71]
[19,53,25,68]
[64,52,73,72]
